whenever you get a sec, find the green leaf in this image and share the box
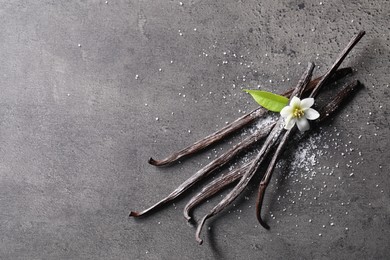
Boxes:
[244,90,289,112]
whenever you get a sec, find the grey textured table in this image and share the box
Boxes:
[0,1,389,259]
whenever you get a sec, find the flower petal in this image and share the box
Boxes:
[300,98,314,109]
[296,117,310,132]
[284,116,296,130]
[290,96,301,108]
[280,106,293,118]
[305,108,320,120]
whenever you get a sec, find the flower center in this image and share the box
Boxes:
[293,107,304,118]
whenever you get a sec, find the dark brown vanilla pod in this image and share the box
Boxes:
[318,80,362,122]
[130,124,274,218]
[148,68,352,167]
[148,107,268,166]
[309,31,365,98]
[256,127,294,229]
[253,62,316,228]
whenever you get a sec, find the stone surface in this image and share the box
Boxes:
[0,1,389,259]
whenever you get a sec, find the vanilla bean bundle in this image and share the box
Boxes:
[130,31,365,244]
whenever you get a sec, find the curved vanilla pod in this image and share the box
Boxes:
[148,107,267,166]
[309,31,365,98]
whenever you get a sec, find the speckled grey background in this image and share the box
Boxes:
[0,1,389,259]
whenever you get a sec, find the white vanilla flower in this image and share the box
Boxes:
[280,96,320,132]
